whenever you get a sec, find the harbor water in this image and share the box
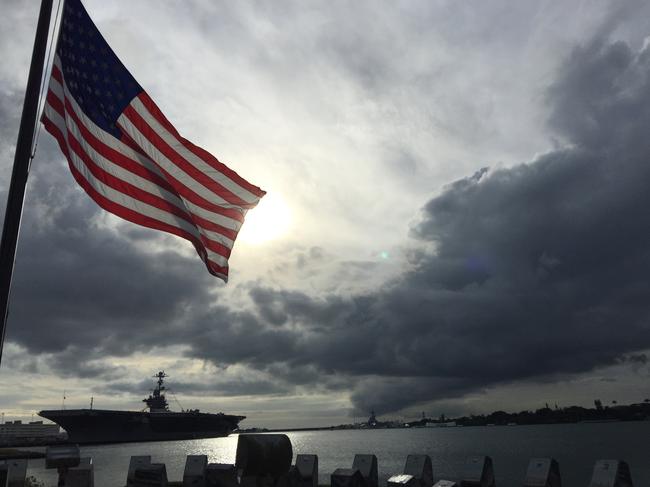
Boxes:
[26,421,650,487]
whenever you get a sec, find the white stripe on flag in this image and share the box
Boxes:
[117,112,243,210]
[129,96,261,204]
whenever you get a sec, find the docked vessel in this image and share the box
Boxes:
[39,371,245,444]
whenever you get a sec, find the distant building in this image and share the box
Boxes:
[368,410,378,427]
[0,420,60,440]
[424,421,457,427]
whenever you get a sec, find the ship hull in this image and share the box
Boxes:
[38,409,245,445]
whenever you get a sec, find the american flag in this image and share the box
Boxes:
[41,0,265,282]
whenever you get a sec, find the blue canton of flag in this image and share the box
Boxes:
[57,6,141,137]
[42,0,266,282]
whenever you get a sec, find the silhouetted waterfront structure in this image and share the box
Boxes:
[409,401,650,428]
[32,435,639,487]
[368,411,378,427]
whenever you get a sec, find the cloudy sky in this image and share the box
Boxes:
[1,0,650,429]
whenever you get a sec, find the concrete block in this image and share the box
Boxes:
[240,475,279,487]
[352,455,378,487]
[460,457,494,487]
[524,458,560,487]
[3,459,27,487]
[205,464,237,487]
[132,464,168,487]
[46,444,81,469]
[236,434,293,477]
[274,466,303,487]
[127,456,152,487]
[404,455,433,487]
[183,455,208,487]
[388,474,418,487]
[295,455,318,487]
[331,468,366,487]
[589,460,633,487]
[0,465,8,487]
[66,463,94,487]
[433,481,458,487]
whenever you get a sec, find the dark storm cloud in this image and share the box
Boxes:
[183,37,650,413]
[362,39,650,411]
[620,354,648,365]
[615,352,649,374]
[5,33,650,414]
[102,375,292,398]
[176,379,293,397]
[43,345,126,380]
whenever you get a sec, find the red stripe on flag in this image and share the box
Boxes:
[65,125,201,238]
[118,113,248,223]
[45,90,65,118]
[121,103,255,208]
[62,98,179,196]
[67,129,235,260]
[51,64,63,84]
[137,93,267,199]
[189,213,239,241]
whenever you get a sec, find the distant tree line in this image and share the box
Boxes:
[410,399,650,427]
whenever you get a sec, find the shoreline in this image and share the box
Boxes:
[1,418,647,450]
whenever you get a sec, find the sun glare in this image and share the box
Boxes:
[238,193,291,244]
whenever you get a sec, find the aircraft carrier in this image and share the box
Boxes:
[39,371,245,444]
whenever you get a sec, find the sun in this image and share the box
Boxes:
[238,193,291,244]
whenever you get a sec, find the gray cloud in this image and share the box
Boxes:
[102,374,293,399]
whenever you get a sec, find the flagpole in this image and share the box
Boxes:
[0,0,54,367]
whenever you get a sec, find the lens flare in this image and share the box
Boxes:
[238,193,291,244]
